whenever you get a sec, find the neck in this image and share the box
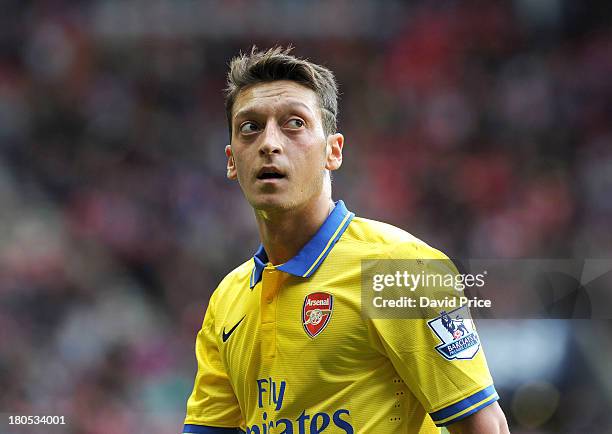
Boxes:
[255,194,335,265]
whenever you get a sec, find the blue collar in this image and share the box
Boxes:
[249,200,354,288]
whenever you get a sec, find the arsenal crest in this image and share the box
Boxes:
[302,292,333,338]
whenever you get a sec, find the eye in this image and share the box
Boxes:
[286,118,305,129]
[239,122,259,134]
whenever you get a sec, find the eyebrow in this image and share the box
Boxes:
[233,100,316,123]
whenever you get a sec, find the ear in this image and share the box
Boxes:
[225,145,238,180]
[325,133,344,171]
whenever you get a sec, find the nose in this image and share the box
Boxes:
[258,123,283,156]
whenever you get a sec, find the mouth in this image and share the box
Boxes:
[256,167,287,181]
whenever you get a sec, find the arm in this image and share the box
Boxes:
[183,294,244,431]
[368,244,505,430]
[447,402,510,434]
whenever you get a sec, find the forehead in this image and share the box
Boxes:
[232,80,320,120]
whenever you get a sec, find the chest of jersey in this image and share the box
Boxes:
[220,267,376,390]
[213,262,442,434]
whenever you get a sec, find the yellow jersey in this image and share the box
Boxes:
[184,201,498,433]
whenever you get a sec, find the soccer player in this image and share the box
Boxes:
[183,46,509,434]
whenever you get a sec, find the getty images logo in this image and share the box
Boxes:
[247,377,354,433]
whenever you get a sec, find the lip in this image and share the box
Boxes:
[256,165,287,181]
[255,176,287,185]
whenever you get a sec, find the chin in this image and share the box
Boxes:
[248,194,294,212]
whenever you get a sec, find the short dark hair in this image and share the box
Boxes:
[224,46,339,140]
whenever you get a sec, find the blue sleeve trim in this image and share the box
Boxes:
[437,394,499,427]
[430,384,499,426]
[183,425,242,434]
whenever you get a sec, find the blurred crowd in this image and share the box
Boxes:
[0,1,610,433]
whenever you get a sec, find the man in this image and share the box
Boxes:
[183,46,509,434]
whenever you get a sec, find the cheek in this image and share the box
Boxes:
[234,151,250,171]
[233,155,251,183]
[302,141,327,166]
[294,153,321,178]
[295,150,327,185]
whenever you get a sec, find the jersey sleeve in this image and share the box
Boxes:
[184,292,244,430]
[367,244,499,427]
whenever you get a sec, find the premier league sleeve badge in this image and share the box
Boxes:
[427,305,481,360]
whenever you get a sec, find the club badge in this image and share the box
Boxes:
[427,305,481,360]
[302,292,333,338]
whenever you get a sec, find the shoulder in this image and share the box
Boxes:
[209,258,253,307]
[342,216,450,260]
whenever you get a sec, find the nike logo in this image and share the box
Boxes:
[222,316,246,342]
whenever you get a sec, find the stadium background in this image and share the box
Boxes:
[0,1,611,433]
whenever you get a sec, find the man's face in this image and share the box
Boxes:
[226,80,342,212]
